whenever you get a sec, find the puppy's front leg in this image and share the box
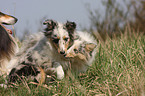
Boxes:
[45,62,64,80]
[52,62,64,80]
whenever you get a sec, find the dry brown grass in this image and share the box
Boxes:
[0,27,144,96]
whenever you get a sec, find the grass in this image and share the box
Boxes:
[0,28,145,96]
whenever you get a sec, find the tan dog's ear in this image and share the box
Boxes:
[85,43,96,52]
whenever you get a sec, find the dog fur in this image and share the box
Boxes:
[8,20,76,83]
[8,19,97,84]
[65,31,97,73]
[0,12,18,75]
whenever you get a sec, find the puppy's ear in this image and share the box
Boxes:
[43,19,57,36]
[65,21,76,41]
[65,21,76,32]
[43,19,57,31]
[85,43,96,52]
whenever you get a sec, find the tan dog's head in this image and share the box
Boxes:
[43,19,76,56]
[0,12,18,25]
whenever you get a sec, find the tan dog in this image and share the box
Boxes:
[0,12,18,75]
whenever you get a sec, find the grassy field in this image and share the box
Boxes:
[0,29,144,96]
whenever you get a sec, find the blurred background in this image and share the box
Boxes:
[0,0,145,40]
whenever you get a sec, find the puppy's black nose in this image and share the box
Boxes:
[60,51,65,55]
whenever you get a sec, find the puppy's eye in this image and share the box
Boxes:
[74,49,78,54]
[64,38,69,42]
[53,39,59,44]
[54,35,57,37]
[63,26,66,29]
